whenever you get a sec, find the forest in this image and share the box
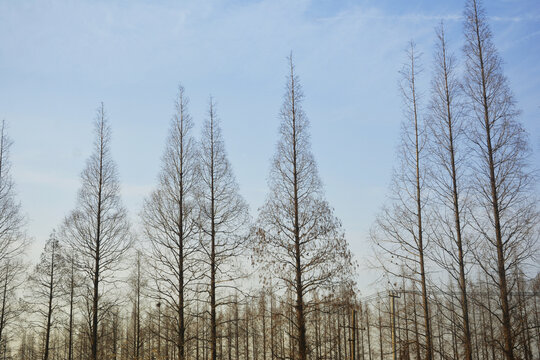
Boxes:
[0,0,539,360]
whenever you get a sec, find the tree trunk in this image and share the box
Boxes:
[91,115,105,360]
[43,242,56,360]
[290,60,307,360]
[68,258,75,360]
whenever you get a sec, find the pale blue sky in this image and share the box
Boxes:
[1,0,539,291]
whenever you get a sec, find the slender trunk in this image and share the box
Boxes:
[360,304,366,360]
[210,109,217,360]
[435,306,443,359]
[412,289,421,360]
[439,30,473,360]
[390,295,396,360]
[533,294,540,358]
[91,116,105,360]
[351,307,356,360]
[178,109,186,360]
[43,243,56,360]
[262,295,267,360]
[517,277,531,360]
[408,44,432,360]
[220,319,224,360]
[245,304,250,360]
[402,279,410,360]
[196,301,200,360]
[68,259,75,360]
[449,297,458,360]
[289,301,294,360]
[378,301,383,360]
[178,264,184,360]
[252,305,257,360]
[366,304,372,360]
[0,130,4,354]
[235,300,239,360]
[338,307,343,360]
[480,296,489,359]
[270,296,275,360]
[486,281,497,360]
[136,256,141,360]
[471,294,480,360]
[228,310,232,360]
[289,58,307,360]
[157,303,161,359]
[0,271,5,357]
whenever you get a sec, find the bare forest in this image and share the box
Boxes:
[1,1,539,360]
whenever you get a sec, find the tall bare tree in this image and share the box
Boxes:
[141,85,199,360]
[427,23,473,360]
[197,97,250,360]
[463,1,539,359]
[62,103,131,360]
[371,42,433,360]
[255,54,354,360]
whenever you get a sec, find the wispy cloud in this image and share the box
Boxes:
[316,6,540,25]
[316,7,462,24]
[490,14,540,22]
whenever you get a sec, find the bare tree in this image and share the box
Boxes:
[197,97,250,360]
[463,1,539,359]
[0,120,26,268]
[62,103,131,360]
[427,22,473,360]
[255,54,354,360]
[127,250,147,360]
[0,120,27,355]
[27,231,66,360]
[141,85,199,360]
[0,258,25,357]
[371,41,433,360]
[64,252,81,360]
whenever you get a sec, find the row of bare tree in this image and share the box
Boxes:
[10,274,540,360]
[0,52,354,360]
[0,1,538,360]
[371,1,539,360]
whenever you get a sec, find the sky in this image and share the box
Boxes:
[0,0,539,293]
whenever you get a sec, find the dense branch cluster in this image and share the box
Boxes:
[0,1,538,360]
